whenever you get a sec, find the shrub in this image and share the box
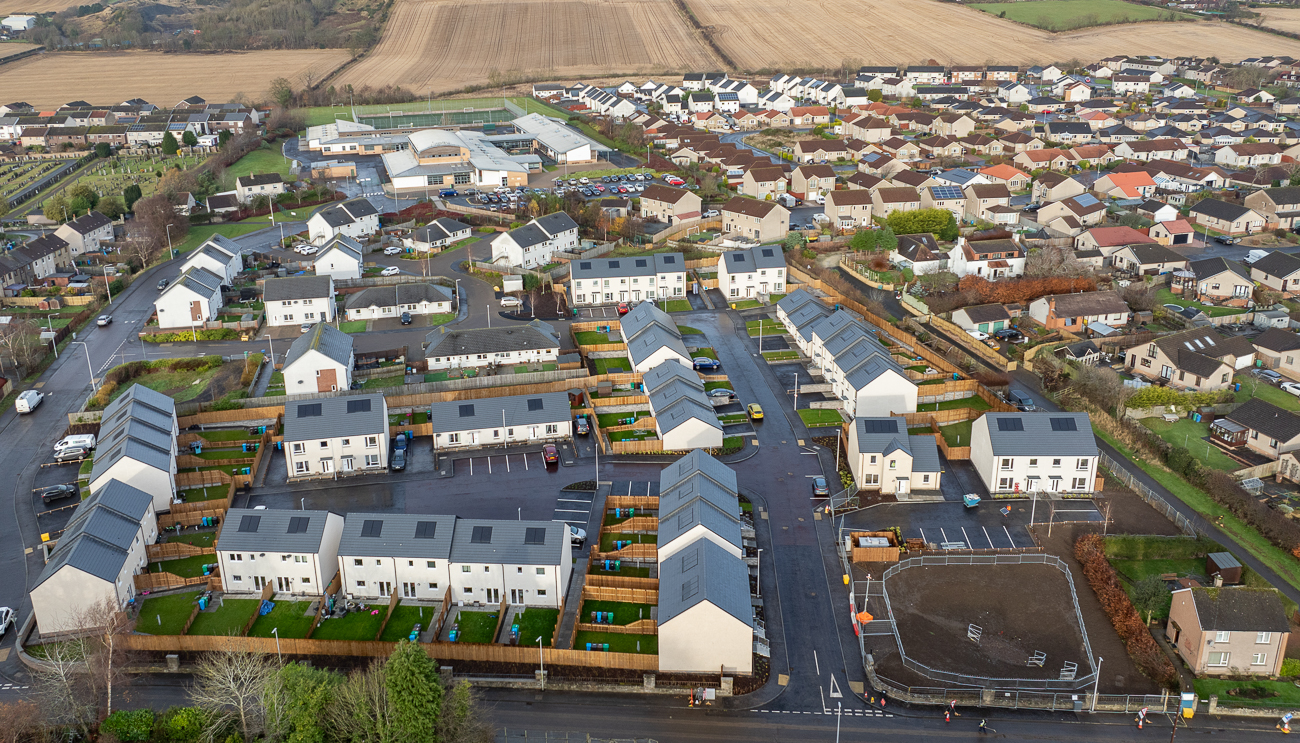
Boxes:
[158,707,208,742]
[100,709,155,741]
[1283,658,1300,678]
[142,329,239,342]
[241,352,264,386]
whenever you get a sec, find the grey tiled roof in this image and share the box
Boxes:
[316,234,363,263]
[217,508,337,554]
[628,330,690,369]
[345,282,452,311]
[423,320,558,358]
[164,266,222,299]
[658,537,752,626]
[91,424,173,483]
[1190,256,1250,282]
[721,245,786,273]
[978,412,1097,456]
[502,223,549,249]
[283,322,354,370]
[620,301,677,342]
[101,383,175,422]
[776,288,821,316]
[908,435,942,474]
[658,496,741,551]
[1250,250,1300,278]
[448,519,566,565]
[643,360,702,394]
[33,480,154,590]
[337,513,456,559]
[282,393,387,442]
[1188,586,1289,633]
[571,253,684,281]
[428,391,569,433]
[659,449,737,494]
[534,211,579,237]
[1254,327,1300,353]
[786,302,831,340]
[1226,397,1300,443]
[265,274,333,302]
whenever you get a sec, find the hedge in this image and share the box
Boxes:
[241,352,264,386]
[1075,534,1177,686]
[99,709,154,741]
[141,329,239,342]
[1127,386,1232,409]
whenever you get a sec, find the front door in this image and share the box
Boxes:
[276,577,292,592]
[895,478,910,495]
[746,285,755,297]
[320,458,334,473]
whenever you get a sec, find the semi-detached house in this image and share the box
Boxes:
[970,412,1098,495]
[569,252,688,306]
[719,245,786,299]
[489,212,580,269]
[720,197,789,243]
[283,394,389,479]
[308,199,380,244]
[53,210,112,256]
[264,275,336,327]
[153,266,223,330]
[640,185,702,225]
[217,508,345,595]
[423,321,560,372]
[281,322,354,394]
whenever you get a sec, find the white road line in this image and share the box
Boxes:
[1003,525,1015,547]
[468,458,473,476]
[557,498,591,503]
[487,457,492,474]
[523,452,529,470]
[983,526,995,549]
[554,509,588,515]
[505,455,511,473]
[939,527,949,543]
[961,527,971,547]
[814,650,820,675]
[919,528,927,544]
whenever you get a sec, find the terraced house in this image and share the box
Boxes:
[569,252,688,306]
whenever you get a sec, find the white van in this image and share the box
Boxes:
[55,434,96,453]
[15,390,43,414]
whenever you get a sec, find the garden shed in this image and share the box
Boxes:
[1206,552,1242,584]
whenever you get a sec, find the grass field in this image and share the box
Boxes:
[187,599,259,637]
[137,591,201,636]
[221,146,296,192]
[662,300,693,312]
[580,600,654,625]
[72,154,205,205]
[512,607,561,646]
[300,105,357,128]
[798,409,843,427]
[1194,678,1300,708]
[593,356,632,374]
[173,224,268,254]
[969,0,1181,30]
[100,361,232,406]
[1140,417,1242,472]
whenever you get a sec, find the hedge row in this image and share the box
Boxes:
[141,329,239,342]
[1075,534,1177,686]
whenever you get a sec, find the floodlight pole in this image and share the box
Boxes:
[1090,656,1103,712]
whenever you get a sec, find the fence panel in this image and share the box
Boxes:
[610,439,664,454]
[580,585,659,604]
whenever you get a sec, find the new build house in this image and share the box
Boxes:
[643,361,724,451]
[312,235,364,281]
[344,283,453,321]
[264,275,336,327]
[970,412,1098,495]
[719,245,786,300]
[308,199,380,244]
[153,266,223,330]
[489,213,580,269]
[281,322,355,394]
[180,234,243,284]
[283,394,390,479]
[404,218,472,253]
[423,321,559,371]
[89,385,178,512]
[569,252,688,306]
[429,392,571,450]
[846,416,942,494]
[621,302,691,373]
[217,509,345,595]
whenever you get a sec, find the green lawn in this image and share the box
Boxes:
[690,347,718,360]
[599,532,656,552]
[299,105,355,128]
[1154,288,1247,319]
[189,448,253,461]
[762,351,800,361]
[152,554,217,578]
[730,299,762,310]
[723,436,743,450]
[1235,375,1300,412]
[969,0,1183,30]
[938,419,974,447]
[590,562,652,578]
[362,375,407,389]
[187,599,259,637]
[703,381,733,391]
[1104,534,1220,561]
[451,610,499,644]
[1194,678,1300,709]
[166,531,216,548]
[220,145,296,191]
[247,601,316,639]
[99,362,230,407]
[311,605,387,641]
[909,426,935,436]
[768,294,786,304]
[798,409,843,427]
[1094,426,1300,592]
[339,321,368,333]
[426,313,455,327]
[379,605,435,642]
[662,300,692,312]
[1140,417,1242,472]
[574,630,657,654]
[389,411,429,425]
[1112,558,1203,584]
[512,607,561,647]
[747,319,784,336]
[594,356,632,374]
[178,486,230,503]
[173,223,267,254]
[676,325,702,335]
[925,396,991,412]
[580,600,654,625]
[596,411,650,427]
[575,331,617,345]
[137,591,201,635]
[609,429,658,442]
[200,429,260,442]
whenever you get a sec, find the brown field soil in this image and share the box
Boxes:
[1,50,351,109]
[336,0,721,94]
[0,0,75,13]
[0,41,38,60]
[1259,7,1300,34]
[687,0,1300,69]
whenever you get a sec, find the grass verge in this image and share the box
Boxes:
[798,409,843,426]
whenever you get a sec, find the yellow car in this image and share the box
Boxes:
[747,403,764,420]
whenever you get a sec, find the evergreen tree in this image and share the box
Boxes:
[386,642,442,743]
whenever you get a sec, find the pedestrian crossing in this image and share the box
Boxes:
[755,709,891,718]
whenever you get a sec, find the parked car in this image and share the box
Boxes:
[156,278,170,290]
[299,245,318,255]
[966,329,990,341]
[569,525,586,546]
[1282,382,1300,398]
[381,266,400,276]
[1021,203,1042,212]
[1254,369,1284,385]
[54,446,89,463]
[54,434,96,453]
[811,476,830,497]
[400,312,412,325]
[300,323,314,333]
[692,357,721,371]
[500,296,521,308]
[390,448,406,472]
[96,314,112,326]
[0,607,13,638]
[383,246,402,255]
[574,414,590,435]
[703,209,719,218]
[1213,235,1239,245]
[439,189,458,197]
[747,403,764,420]
[394,433,409,451]
[543,444,559,465]
[617,302,631,315]
[39,483,78,504]
[1007,389,1037,412]
[706,387,735,399]
[992,328,1024,343]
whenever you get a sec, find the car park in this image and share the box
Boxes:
[381,266,400,276]
[811,476,830,496]
[39,484,79,504]
[54,446,89,463]
[384,246,402,255]
[574,414,590,435]
[96,314,112,326]
[543,444,559,465]
[747,403,764,420]
[401,312,412,325]
[692,357,720,371]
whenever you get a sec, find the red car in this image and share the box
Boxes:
[617,302,630,315]
[543,444,559,465]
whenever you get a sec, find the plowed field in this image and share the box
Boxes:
[0,0,76,13]
[1,50,350,109]
[1259,7,1300,34]
[336,0,720,94]
[688,0,1300,69]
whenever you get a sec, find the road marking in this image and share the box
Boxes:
[1003,525,1015,547]
[814,650,819,675]
[918,528,926,544]
[487,457,492,474]
[983,526,995,549]
[556,498,591,504]
[829,675,842,698]
[468,458,473,476]
[553,509,588,515]
[961,527,972,547]
[505,455,511,473]
[523,452,529,470]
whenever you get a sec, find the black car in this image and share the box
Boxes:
[1007,389,1037,412]
[574,414,590,435]
[390,448,407,472]
[992,328,1024,343]
[39,483,78,503]
[400,312,412,325]
[1022,203,1042,212]
[1213,235,1238,245]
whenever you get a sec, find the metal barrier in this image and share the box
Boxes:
[1099,453,1205,538]
[877,553,1097,690]
[867,665,1177,713]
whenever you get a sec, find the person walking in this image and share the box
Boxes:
[949,700,961,717]
[979,719,990,734]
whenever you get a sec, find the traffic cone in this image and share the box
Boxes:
[945,710,950,724]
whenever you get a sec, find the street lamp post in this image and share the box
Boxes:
[756,548,763,597]
[537,636,545,689]
[165,223,175,260]
[71,341,94,390]
[272,627,282,662]
[1090,656,1103,712]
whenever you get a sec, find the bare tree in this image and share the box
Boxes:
[0,700,41,743]
[327,661,391,743]
[0,321,47,374]
[1121,282,1157,312]
[29,636,97,738]
[1024,244,1088,278]
[189,646,277,742]
[78,598,135,718]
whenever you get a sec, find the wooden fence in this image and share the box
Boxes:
[306,573,342,640]
[684,256,720,269]
[134,571,215,592]
[591,543,658,562]
[584,574,658,590]
[176,470,230,488]
[377,590,403,641]
[606,495,658,510]
[609,515,658,532]
[572,321,622,333]
[115,633,659,670]
[849,530,901,563]
[930,421,971,460]
[177,432,260,447]
[609,439,664,454]
[902,408,982,426]
[581,584,659,604]
[240,583,276,637]
[575,619,657,635]
[602,418,658,435]
[178,405,285,429]
[578,343,627,357]
[159,505,228,530]
[146,543,215,561]
[927,314,1014,371]
[593,394,649,408]
[177,454,255,469]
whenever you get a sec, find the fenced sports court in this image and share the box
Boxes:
[352,98,519,129]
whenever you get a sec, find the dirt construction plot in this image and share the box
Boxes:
[336,0,722,94]
[885,562,1090,683]
[2,50,351,110]
[686,0,1300,69]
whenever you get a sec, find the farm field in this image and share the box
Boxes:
[0,41,39,59]
[335,0,721,94]
[968,0,1184,31]
[2,50,351,110]
[685,0,1300,69]
[1259,7,1300,34]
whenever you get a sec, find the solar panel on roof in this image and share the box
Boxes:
[238,515,261,533]
[662,255,676,264]
[527,398,543,411]
[1074,193,1100,207]
[524,527,547,545]
[288,517,310,534]
[1050,418,1077,432]
[471,526,493,543]
[761,248,774,257]
[347,399,371,414]
[635,259,647,267]
[930,185,963,199]
[414,521,437,539]
[579,262,591,270]
[997,417,1025,432]
[862,419,899,433]
[297,403,322,418]
[458,404,475,418]
[732,253,746,262]
[361,519,383,537]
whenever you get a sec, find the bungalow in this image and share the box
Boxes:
[979,164,1030,191]
[1222,397,1300,460]
[789,106,831,127]
[891,234,946,276]
[1013,148,1073,172]
[1126,327,1237,391]
[1187,199,1265,236]
[1109,243,1189,275]
[424,321,559,371]
[1251,251,1300,295]
[1113,139,1191,162]
[1075,225,1157,255]
[1092,171,1157,200]
[1188,256,1252,307]
[1136,199,1180,224]
[1215,142,1283,168]
[1252,327,1300,381]
[1028,290,1131,333]
[344,283,453,321]
[952,303,1013,334]
[1057,339,1102,366]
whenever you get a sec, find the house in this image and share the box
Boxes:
[1092,171,1157,200]
[281,322,354,394]
[640,185,702,225]
[890,234,946,275]
[948,237,1026,279]
[805,311,917,419]
[1057,339,1102,366]
[1251,327,1300,381]
[429,392,571,450]
[264,275,335,327]
[1251,251,1300,294]
[422,321,557,372]
[88,385,178,513]
[1215,142,1283,168]
[307,199,380,244]
[643,361,723,450]
[337,514,570,607]
[872,187,921,218]
[206,193,240,215]
[622,304,692,374]
[344,282,453,321]
[153,266,223,330]
[217,508,345,595]
[824,190,875,228]
[569,252,688,306]
[790,164,836,198]
[970,412,1098,495]
[179,234,243,284]
[1112,75,1151,95]
[1032,172,1087,203]
[657,536,753,674]
[1074,226,1154,255]
[1113,139,1191,162]
[404,218,471,253]
[1149,219,1195,246]
[979,164,1030,190]
[1013,148,1073,172]
[789,106,831,126]
[655,449,742,561]
[1028,291,1131,333]
[962,183,1014,223]
[952,303,1012,334]
[1222,397,1300,460]
[720,197,789,243]
[488,212,580,269]
[1136,199,1180,224]
[1166,587,1289,677]
[1244,187,1300,230]
[739,165,787,201]
[29,480,158,634]
[1125,327,1237,391]
[1109,243,1189,275]
[53,211,113,256]
[846,416,941,494]
[235,173,287,204]
[1188,257,1253,306]
[719,245,786,299]
[1035,194,1109,233]
[921,185,968,220]
[312,235,364,281]
[793,139,848,163]
[284,394,388,478]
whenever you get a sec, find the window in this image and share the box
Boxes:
[484,566,490,572]
[1253,653,1267,666]
[429,583,438,589]
[356,581,366,587]
[1072,477,1088,490]
[869,455,877,465]
[1216,631,1231,642]
[427,560,437,569]
[233,575,242,582]
[463,587,473,594]
[536,567,546,575]
[365,454,379,468]
[1077,458,1089,470]
[448,433,461,444]
[1052,459,1061,468]
[353,559,362,566]
[999,477,1012,490]
[888,459,897,470]
[340,438,351,447]
[1001,458,1012,470]
[291,442,305,454]
[922,474,930,484]
[1141,357,1152,368]
[1207,652,1230,667]
[1028,458,1038,467]
[295,461,309,474]
[230,554,242,562]
[1258,632,1272,644]
[863,474,879,485]
[462,565,471,573]
[302,578,310,584]
[545,424,558,434]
